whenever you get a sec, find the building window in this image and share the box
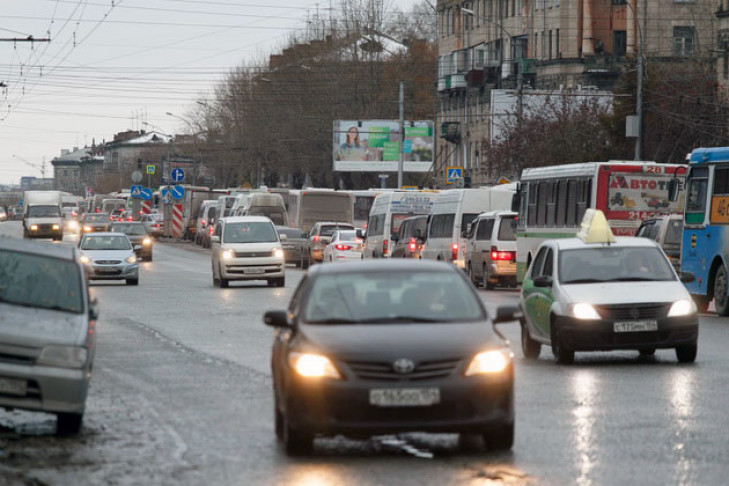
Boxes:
[673,26,695,56]
[556,29,560,57]
[549,30,553,59]
[614,30,627,56]
[612,0,627,4]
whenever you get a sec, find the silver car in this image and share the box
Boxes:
[0,237,98,435]
[79,232,140,285]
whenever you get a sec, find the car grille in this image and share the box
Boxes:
[96,260,122,265]
[594,303,671,320]
[234,250,273,258]
[344,359,461,381]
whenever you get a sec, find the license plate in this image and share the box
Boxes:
[243,268,265,274]
[0,377,27,396]
[369,388,440,407]
[96,268,118,274]
[614,320,658,333]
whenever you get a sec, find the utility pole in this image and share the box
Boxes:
[397,82,405,189]
[634,0,647,161]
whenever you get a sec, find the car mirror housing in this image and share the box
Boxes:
[280,234,288,241]
[533,275,553,288]
[390,234,398,243]
[211,235,220,244]
[680,271,696,284]
[264,310,291,328]
[493,305,522,325]
[89,298,100,321]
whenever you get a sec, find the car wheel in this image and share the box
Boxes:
[714,265,729,316]
[147,254,153,262]
[676,344,697,363]
[521,322,541,359]
[482,421,514,451]
[274,402,284,440]
[691,294,710,313]
[468,263,478,286]
[126,278,139,286]
[56,412,83,435]
[639,348,656,356]
[282,411,313,456]
[275,277,285,287]
[551,320,574,364]
[302,257,309,270]
[484,264,494,290]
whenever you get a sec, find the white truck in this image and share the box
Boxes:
[23,190,64,240]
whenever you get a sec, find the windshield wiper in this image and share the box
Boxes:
[563,278,608,284]
[604,277,657,282]
[306,318,359,324]
[357,316,441,323]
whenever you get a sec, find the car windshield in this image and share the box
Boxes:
[497,217,517,241]
[303,270,484,324]
[85,214,110,222]
[321,225,353,237]
[224,222,277,243]
[559,246,676,284]
[81,235,132,251]
[335,230,357,241]
[110,224,147,235]
[0,250,84,314]
[664,220,683,245]
[277,228,303,238]
[28,205,60,217]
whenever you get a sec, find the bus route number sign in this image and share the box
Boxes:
[711,196,729,224]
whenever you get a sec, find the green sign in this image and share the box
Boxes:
[383,142,400,161]
[405,126,431,137]
[146,165,156,175]
[368,126,390,148]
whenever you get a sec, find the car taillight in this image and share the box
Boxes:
[490,246,515,261]
[154,223,161,227]
[312,235,320,242]
[383,239,389,256]
[334,244,352,251]
[208,226,214,235]
[408,238,417,252]
[451,242,458,260]
[201,221,206,227]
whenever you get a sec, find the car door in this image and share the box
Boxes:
[474,218,494,279]
[522,245,552,339]
[211,220,223,275]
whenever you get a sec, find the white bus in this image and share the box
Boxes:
[514,161,687,281]
[420,186,515,268]
[287,189,354,233]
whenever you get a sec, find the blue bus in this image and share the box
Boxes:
[681,147,729,314]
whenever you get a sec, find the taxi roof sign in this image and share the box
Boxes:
[576,209,616,244]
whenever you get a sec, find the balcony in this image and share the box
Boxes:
[445,73,467,90]
[466,69,484,87]
[583,55,624,73]
[440,122,461,144]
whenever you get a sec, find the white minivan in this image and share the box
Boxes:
[465,210,518,289]
[363,191,438,258]
[420,185,515,268]
[233,192,288,226]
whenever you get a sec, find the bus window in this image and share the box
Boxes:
[546,182,557,227]
[576,179,590,224]
[556,180,567,227]
[567,180,577,225]
[686,167,708,225]
[537,182,547,227]
[528,183,538,227]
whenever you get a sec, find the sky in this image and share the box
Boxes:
[0,0,422,185]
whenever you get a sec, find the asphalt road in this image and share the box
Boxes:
[1,221,729,485]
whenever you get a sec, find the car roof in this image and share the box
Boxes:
[222,216,272,223]
[110,221,144,225]
[551,236,659,251]
[82,232,131,237]
[316,221,354,226]
[476,210,517,219]
[308,259,461,276]
[0,236,77,261]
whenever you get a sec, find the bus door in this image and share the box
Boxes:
[681,165,711,296]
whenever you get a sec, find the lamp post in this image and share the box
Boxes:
[166,111,200,187]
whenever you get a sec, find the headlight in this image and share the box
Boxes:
[569,303,602,320]
[84,225,92,232]
[52,224,60,230]
[222,249,235,260]
[37,346,88,368]
[68,221,79,229]
[30,224,38,231]
[273,248,284,259]
[79,255,91,264]
[126,255,137,264]
[143,237,152,245]
[289,352,342,379]
[668,299,696,317]
[465,349,512,376]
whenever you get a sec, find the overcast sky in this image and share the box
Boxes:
[0,0,423,185]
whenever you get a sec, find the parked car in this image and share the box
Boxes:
[81,213,111,233]
[390,214,428,259]
[636,214,683,272]
[108,221,154,261]
[306,222,355,266]
[140,213,165,238]
[465,211,518,289]
[0,237,98,435]
[264,259,518,455]
[211,216,285,288]
[276,226,309,268]
[78,233,140,285]
[322,229,363,263]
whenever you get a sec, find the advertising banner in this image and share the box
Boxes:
[333,120,434,172]
[607,173,684,214]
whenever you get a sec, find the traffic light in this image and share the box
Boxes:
[137,158,142,169]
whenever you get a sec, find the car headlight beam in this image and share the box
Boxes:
[221,249,235,260]
[570,303,602,320]
[668,299,696,317]
[464,350,511,376]
[273,248,284,259]
[79,255,91,264]
[143,237,152,245]
[289,352,342,379]
[126,255,137,264]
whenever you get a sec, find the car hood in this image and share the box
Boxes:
[0,303,86,348]
[560,280,689,305]
[298,321,504,361]
[222,242,278,251]
[83,249,134,260]
[124,235,145,243]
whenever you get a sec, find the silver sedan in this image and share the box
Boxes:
[79,232,140,285]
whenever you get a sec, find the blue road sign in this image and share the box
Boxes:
[171,168,185,182]
[170,185,185,200]
[161,188,170,197]
[130,185,143,198]
[139,188,153,201]
[18,199,23,207]
[446,167,463,183]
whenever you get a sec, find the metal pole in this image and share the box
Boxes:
[634,0,646,161]
[398,81,405,189]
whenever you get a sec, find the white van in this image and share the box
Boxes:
[465,210,518,289]
[420,185,515,268]
[233,192,288,226]
[363,191,437,258]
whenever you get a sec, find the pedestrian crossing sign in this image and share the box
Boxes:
[446,166,463,184]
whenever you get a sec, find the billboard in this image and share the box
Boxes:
[333,120,434,172]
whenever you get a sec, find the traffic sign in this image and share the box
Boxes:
[446,166,463,184]
[146,165,156,175]
[170,185,185,200]
[171,168,185,182]
[161,188,170,197]
[139,188,153,201]
[131,170,143,183]
[18,199,23,207]
[162,193,171,204]
[130,185,143,198]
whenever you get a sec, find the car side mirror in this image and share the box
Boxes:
[356,228,365,239]
[390,233,398,242]
[263,310,291,328]
[89,298,100,321]
[680,271,696,284]
[668,178,679,202]
[511,190,522,213]
[533,275,553,288]
[279,234,288,241]
[413,229,422,239]
[301,233,309,239]
[492,304,522,325]
[211,235,220,244]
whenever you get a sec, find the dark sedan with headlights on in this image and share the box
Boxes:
[264,260,518,455]
[80,213,111,234]
[108,221,153,261]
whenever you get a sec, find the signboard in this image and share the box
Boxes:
[170,185,185,200]
[711,196,729,224]
[146,165,156,175]
[130,185,143,198]
[606,173,683,214]
[446,166,463,185]
[332,120,434,172]
[139,188,153,201]
[171,168,185,182]
[131,171,143,183]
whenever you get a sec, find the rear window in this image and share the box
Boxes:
[321,225,353,237]
[664,220,683,245]
[85,214,110,222]
[461,213,480,231]
[497,217,517,241]
[429,214,455,238]
[277,228,303,238]
[110,223,147,235]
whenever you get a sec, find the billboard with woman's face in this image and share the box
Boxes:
[333,120,434,172]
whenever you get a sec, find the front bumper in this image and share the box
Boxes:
[331,251,362,262]
[556,315,699,351]
[27,225,63,238]
[0,362,90,414]
[132,244,153,259]
[221,256,285,280]
[87,263,139,280]
[284,371,513,436]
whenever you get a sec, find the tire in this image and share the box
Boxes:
[676,344,698,363]
[639,348,656,356]
[220,278,229,288]
[521,322,541,359]
[482,421,514,451]
[275,277,285,288]
[468,263,479,286]
[274,403,284,440]
[484,264,494,290]
[147,254,153,262]
[56,412,83,435]
[551,320,574,364]
[126,278,139,286]
[282,412,313,456]
[714,265,729,316]
[302,257,310,270]
[692,294,710,313]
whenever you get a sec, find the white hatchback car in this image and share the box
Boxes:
[322,229,363,263]
[211,216,285,288]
